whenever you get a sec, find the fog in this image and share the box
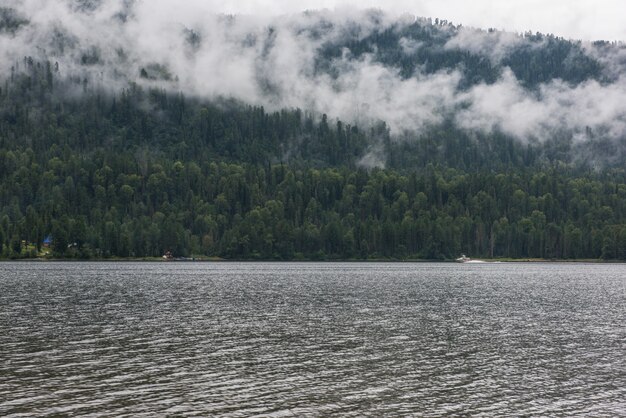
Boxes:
[2,0,625,144]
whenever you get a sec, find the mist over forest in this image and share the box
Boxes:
[1,1,626,260]
[3,1,626,146]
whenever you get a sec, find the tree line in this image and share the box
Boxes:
[1,149,626,260]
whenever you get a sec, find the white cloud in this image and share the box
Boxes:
[120,0,625,41]
[1,0,625,146]
[456,69,626,141]
[444,28,529,63]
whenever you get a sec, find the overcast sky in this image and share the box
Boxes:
[203,0,625,42]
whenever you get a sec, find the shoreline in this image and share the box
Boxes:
[0,257,623,263]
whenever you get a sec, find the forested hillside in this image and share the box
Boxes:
[1,63,626,260]
[1,4,626,260]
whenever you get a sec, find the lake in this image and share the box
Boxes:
[0,262,624,416]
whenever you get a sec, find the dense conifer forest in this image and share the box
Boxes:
[1,57,626,261]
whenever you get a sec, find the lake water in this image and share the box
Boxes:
[0,262,624,416]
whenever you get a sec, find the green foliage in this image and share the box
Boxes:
[1,145,626,259]
[0,61,625,260]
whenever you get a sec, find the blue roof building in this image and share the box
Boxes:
[43,235,52,246]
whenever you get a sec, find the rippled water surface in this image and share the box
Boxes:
[0,262,625,416]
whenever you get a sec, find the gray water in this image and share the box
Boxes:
[0,262,624,417]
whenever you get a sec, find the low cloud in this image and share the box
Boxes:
[1,0,625,146]
[457,69,626,142]
[444,27,530,63]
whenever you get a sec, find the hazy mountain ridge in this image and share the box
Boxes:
[1,1,626,152]
[316,17,606,88]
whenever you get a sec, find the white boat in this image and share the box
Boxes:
[455,254,486,263]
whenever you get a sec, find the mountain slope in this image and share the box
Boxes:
[1,68,626,260]
[1,4,626,260]
[1,3,625,147]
